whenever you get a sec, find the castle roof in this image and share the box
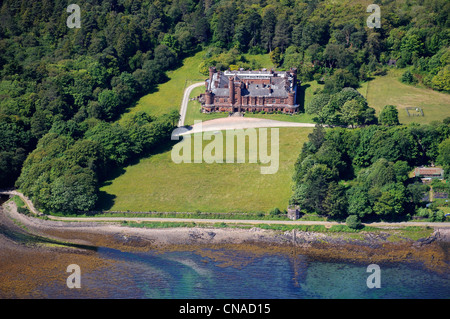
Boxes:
[208,69,295,98]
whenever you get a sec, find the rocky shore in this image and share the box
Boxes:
[1,200,449,297]
[2,198,449,248]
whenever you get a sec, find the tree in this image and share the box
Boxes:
[261,8,277,52]
[431,65,450,92]
[437,137,450,178]
[305,93,330,115]
[341,99,365,128]
[211,3,236,48]
[407,182,430,205]
[357,158,397,190]
[393,160,410,183]
[372,183,407,218]
[323,182,348,219]
[64,139,105,176]
[346,215,362,229]
[323,44,353,69]
[270,47,283,67]
[49,166,97,213]
[317,88,376,127]
[292,163,337,214]
[401,70,416,84]
[97,89,120,120]
[347,186,373,218]
[316,140,349,178]
[379,105,399,126]
[282,45,303,70]
[233,10,262,52]
[323,69,359,94]
[84,122,132,166]
[154,44,177,71]
[308,125,326,151]
[273,18,291,51]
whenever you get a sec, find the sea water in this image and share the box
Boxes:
[55,247,450,299]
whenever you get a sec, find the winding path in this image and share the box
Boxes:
[178,116,316,136]
[178,82,205,127]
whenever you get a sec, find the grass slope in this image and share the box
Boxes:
[359,68,450,124]
[98,127,312,213]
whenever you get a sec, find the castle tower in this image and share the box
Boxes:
[288,92,295,106]
[229,76,235,105]
[205,91,213,105]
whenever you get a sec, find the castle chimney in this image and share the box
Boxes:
[290,68,297,84]
[209,66,216,80]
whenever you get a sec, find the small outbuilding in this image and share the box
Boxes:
[414,167,445,183]
[287,205,301,220]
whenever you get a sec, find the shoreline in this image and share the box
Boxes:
[1,200,449,266]
[1,200,449,298]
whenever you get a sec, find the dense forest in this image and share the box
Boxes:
[291,121,450,222]
[0,0,449,214]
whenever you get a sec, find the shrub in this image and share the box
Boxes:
[269,207,282,216]
[346,215,362,229]
[17,206,31,215]
[401,70,416,84]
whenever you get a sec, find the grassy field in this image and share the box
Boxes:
[359,68,450,124]
[98,127,312,213]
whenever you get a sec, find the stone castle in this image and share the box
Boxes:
[200,67,299,114]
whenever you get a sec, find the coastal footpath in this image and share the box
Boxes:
[1,189,450,228]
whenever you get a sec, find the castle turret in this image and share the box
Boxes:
[288,92,295,106]
[205,90,213,105]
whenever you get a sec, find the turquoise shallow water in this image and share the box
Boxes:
[46,246,450,299]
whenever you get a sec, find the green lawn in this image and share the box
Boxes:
[98,127,312,213]
[359,68,450,124]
